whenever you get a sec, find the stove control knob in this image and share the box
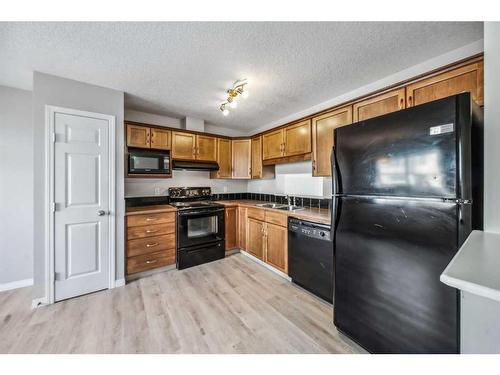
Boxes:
[319,231,325,237]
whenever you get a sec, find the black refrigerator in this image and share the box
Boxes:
[331,93,483,354]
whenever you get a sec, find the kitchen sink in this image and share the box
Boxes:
[256,203,285,209]
[276,205,304,211]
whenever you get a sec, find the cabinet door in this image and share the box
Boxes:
[406,61,484,107]
[237,207,248,250]
[265,223,288,274]
[150,128,171,150]
[312,106,352,176]
[171,131,196,160]
[247,218,264,260]
[262,129,284,160]
[284,119,311,157]
[232,139,251,179]
[225,207,237,250]
[127,124,150,148]
[215,138,232,178]
[353,87,406,122]
[196,134,217,161]
[251,136,262,179]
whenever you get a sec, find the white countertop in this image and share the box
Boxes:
[440,230,500,302]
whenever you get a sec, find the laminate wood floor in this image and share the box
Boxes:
[0,254,363,354]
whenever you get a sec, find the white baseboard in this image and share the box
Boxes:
[240,250,292,281]
[114,278,126,288]
[31,297,49,309]
[0,278,33,292]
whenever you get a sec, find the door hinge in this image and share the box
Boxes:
[52,132,56,143]
[54,272,63,281]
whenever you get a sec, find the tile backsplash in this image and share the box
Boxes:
[125,192,332,209]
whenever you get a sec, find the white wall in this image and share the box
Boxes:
[247,161,328,197]
[32,72,125,300]
[124,109,246,197]
[484,22,500,233]
[0,86,34,289]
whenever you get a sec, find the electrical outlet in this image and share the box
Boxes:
[154,187,161,196]
[223,186,227,193]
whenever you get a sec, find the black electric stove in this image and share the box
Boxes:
[169,187,225,269]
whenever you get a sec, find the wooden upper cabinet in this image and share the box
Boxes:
[212,138,232,178]
[406,60,484,107]
[251,136,262,178]
[232,139,251,179]
[247,218,265,260]
[283,120,311,157]
[127,124,150,148]
[312,106,352,177]
[150,128,171,150]
[353,87,406,122]
[171,131,196,160]
[225,207,237,251]
[262,129,284,160]
[265,222,288,274]
[196,134,217,161]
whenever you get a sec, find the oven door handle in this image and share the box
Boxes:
[178,208,225,216]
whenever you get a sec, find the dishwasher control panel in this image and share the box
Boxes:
[289,219,331,241]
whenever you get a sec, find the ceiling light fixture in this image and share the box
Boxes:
[219,79,248,115]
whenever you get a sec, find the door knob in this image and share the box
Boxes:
[97,210,107,216]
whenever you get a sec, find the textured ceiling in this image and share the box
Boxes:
[0,22,483,131]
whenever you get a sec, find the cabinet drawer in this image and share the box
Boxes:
[127,222,175,240]
[126,249,176,274]
[127,234,175,257]
[247,207,265,221]
[265,211,287,227]
[127,212,175,227]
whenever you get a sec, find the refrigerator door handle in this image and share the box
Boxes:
[331,147,339,196]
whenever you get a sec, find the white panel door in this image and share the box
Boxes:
[54,111,111,301]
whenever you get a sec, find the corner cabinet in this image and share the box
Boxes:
[353,87,406,122]
[232,139,252,179]
[251,136,275,179]
[196,134,217,161]
[406,60,484,107]
[262,119,312,162]
[312,106,352,177]
[211,138,232,179]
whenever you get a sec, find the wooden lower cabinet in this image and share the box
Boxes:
[225,207,237,250]
[247,217,265,260]
[241,207,288,274]
[126,211,176,275]
[237,207,248,250]
[264,223,288,274]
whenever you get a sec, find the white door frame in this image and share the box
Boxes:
[44,105,116,304]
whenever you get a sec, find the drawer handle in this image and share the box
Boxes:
[146,242,159,248]
[146,229,159,233]
[145,259,158,264]
[146,217,157,221]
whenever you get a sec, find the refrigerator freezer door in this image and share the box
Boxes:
[335,96,459,198]
[334,196,459,353]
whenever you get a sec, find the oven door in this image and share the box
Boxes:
[177,208,225,249]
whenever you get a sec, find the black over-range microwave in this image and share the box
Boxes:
[128,149,171,175]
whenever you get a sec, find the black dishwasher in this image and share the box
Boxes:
[288,218,333,303]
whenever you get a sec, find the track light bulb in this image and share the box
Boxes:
[222,108,229,116]
[242,90,249,99]
[229,100,238,109]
